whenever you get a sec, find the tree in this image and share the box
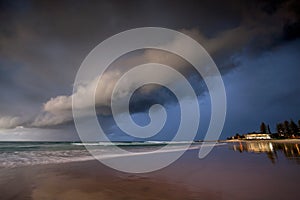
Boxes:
[276,123,284,135]
[284,120,291,136]
[260,122,267,134]
[298,120,300,135]
[267,125,271,134]
[290,120,298,136]
[235,133,241,139]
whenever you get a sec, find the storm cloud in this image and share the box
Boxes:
[0,0,299,140]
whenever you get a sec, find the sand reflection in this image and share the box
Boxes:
[230,141,300,164]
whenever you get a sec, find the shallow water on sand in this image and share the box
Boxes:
[0,141,299,200]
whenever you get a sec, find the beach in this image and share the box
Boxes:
[224,139,300,143]
[0,142,299,200]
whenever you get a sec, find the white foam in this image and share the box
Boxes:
[0,142,226,168]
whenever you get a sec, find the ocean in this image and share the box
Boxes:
[0,141,215,168]
[1,140,299,168]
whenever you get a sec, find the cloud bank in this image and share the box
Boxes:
[0,0,299,140]
[0,116,23,129]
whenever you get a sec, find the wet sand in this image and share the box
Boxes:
[0,144,299,200]
[224,139,300,143]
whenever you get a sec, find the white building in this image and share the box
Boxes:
[244,133,271,140]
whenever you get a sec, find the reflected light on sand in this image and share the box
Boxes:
[230,141,300,164]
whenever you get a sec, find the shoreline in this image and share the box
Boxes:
[1,144,299,200]
[222,138,300,143]
[0,150,215,200]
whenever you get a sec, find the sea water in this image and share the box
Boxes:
[2,141,298,168]
[0,141,217,168]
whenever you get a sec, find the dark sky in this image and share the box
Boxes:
[0,0,299,141]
